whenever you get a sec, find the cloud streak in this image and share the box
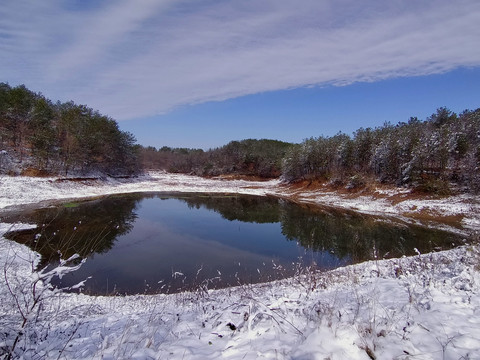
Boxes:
[1,0,480,120]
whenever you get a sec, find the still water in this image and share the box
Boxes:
[5,193,463,295]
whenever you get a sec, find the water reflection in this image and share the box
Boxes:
[4,193,463,295]
[279,203,454,261]
[4,195,139,267]
[177,195,461,260]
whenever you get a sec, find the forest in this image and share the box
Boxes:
[281,107,480,193]
[140,107,480,194]
[0,83,139,176]
[1,82,479,193]
[139,138,292,178]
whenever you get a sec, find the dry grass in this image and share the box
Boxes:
[212,174,275,182]
[402,210,465,228]
[20,168,52,177]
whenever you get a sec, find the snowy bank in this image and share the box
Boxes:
[1,173,480,359]
[0,172,279,210]
[1,172,479,231]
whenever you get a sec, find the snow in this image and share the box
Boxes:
[279,186,480,233]
[1,172,480,359]
[0,172,278,211]
[2,171,479,230]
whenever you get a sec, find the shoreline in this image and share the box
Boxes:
[1,172,480,359]
[1,171,479,232]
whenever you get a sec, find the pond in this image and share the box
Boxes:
[4,193,464,295]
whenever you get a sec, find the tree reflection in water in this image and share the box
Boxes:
[179,194,463,262]
[4,195,140,268]
[4,193,463,294]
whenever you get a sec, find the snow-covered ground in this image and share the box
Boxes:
[1,171,479,230]
[0,172,279,210]
[1,173,480,359]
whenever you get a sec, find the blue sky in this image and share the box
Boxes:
[121,68,480,149]
[1,0,480,149]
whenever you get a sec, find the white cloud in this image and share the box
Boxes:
[1,0,479,120]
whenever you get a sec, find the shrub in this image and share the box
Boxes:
[346,174,366,190]
[413,177,451,196]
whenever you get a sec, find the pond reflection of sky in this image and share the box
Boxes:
[61,197,346,294]
[6,193,462,295]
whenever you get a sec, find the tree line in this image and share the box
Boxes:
[139,107,480,193]
[282,107,480,193]
[0,83,139,176]
[2,82,479,193]
[138,138,293,178]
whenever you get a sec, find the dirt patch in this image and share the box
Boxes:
[212,174,275,182]
[54,177,99,182]
[282,180,456,204]
[402,209,465,229]
[20,168,52,177]
[275,180,476,231]
[282,180,394,199]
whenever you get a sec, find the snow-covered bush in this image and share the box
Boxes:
[1,234,86,359]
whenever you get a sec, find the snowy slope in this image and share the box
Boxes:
[1,173,480,359]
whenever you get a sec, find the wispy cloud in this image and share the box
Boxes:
[1,0,479,120]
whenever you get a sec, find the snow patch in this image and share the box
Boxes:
[1,173,480,358]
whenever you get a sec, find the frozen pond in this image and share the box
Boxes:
[4,193,463,295]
